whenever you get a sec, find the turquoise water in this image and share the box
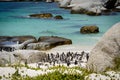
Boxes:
[0,2,120,46]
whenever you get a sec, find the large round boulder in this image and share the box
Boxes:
[80,26,99,34]
[29,13,53,18]
[87,22,120,72]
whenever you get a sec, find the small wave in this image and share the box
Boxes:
[65,25,82,28]
[10,16,30,19]
[75,19,88,21]
[73,31,80,34]
[39,30,57,34]
[39,30,68,36]
[10,15,53,20]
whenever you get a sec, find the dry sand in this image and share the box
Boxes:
[1,45,120,80]
[45,44,93,54]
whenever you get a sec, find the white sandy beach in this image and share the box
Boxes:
[0,44,120,80]
[45,44,93,54]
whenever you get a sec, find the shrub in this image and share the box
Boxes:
[11,69,21,80]
[0,76,2,79]
[113,57,120,71]
[22,71,85,80]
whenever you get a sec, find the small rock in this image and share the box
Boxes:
[54,15,63,19]
[80,26,99,34]
[29,13,53,18]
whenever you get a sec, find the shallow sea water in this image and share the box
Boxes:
[0,2,120,46]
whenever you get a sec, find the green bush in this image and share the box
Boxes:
[22,71,84,80]
[105,57,120,72]
[10,66,91,80]
[113,57,120,71]
[0,76,2,79]
[11,69,21,80]
[10,69,88,80]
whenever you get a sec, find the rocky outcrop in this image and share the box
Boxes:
[46,0,54,3]
[101,7,120,15]
[0,52,17,66]
[27,42,50,50]
[113,8,120,12]
[0,36,72,51]
[29,13,53,19]
[71,8,101,16]
[12,50,45,64]
[0,50,46,66]
[0,35,36,44]
[38,36,72,44]
[29,13,64,19]
[86,11,101,16]
[0,36,37,51]
[59,0,72,8]
[80,26,99,34]
[58,0,119,16]
[59,0,102,16]
[71,8,87,14]
[103,0,118,9]
[27,52,47,63]
[26,36,72,50]
[0,0,45,1]
[12,36,37,43]
[87,22,120,72]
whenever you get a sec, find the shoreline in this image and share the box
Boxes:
[45,44,94,54]
[0,44,93,79]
